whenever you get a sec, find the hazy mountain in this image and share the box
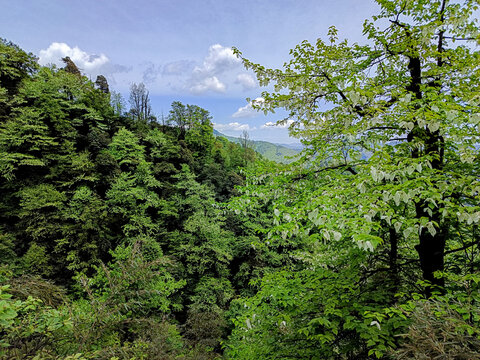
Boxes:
[213,130,301,163]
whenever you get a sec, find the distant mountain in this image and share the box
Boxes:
[213,130,301,163]
[278,142,305,151]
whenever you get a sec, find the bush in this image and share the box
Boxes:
[393,299,480,360]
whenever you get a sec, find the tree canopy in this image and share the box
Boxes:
[226,0,480,358]
[234,0,480,291]
[1,1,480,359]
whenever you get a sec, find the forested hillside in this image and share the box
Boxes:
[1,1,480,359]
[0,39,267,359]
[213,130,301,163]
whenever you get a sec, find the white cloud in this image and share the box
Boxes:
[261,119,295,128]
[39,42,108,72]
[38,42,130,82]
[187,44,241,94]
[199,44,241,74]
[232,97,264,118]
[235,73,257,90]
[190,76,226,94]
[214,122,255,132]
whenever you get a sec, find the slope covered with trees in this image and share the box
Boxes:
[0,38,265,359]
[1,0,480,359]
[213,130,301,164]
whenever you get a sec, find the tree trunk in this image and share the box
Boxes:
[415,206,446,297]
[407,47,447,296]
[389,227,400,293]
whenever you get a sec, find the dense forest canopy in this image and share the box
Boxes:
[1,0,480,359]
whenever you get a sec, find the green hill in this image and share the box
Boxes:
[213,130,301,163]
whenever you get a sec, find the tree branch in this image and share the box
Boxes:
[367,126,401,131]
[293,163,361,180]
[444,240,480,256]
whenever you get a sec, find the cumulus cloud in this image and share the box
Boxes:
[214,122,255,132]
[39,42,108,71]
[235,73,257,90]
[198,44,241,74]
[187,44,241,94]
[38,42,130,81]
[232,97,265,118]
[261,119,295,128]
[190,76,226,94]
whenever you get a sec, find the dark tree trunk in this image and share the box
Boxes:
[389,227,400,293]
[415,204,446,296]
[406,43,447,296]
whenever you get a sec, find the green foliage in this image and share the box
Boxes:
[0,232,16,266]
[167,165,235,280]
[0,38,37,101]
[226,261,399,359]
[87,241,185,315]
[108,127,146,169]
[143,127,181,177]
[21,243,54,277]
[8,5,479,356]
[0,39,261,359]
[0,285,72,358]
[216,131,300,164]
[226,0,480,358]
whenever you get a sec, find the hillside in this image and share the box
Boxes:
[213,130,301,163]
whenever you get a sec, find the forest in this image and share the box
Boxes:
[1,0,480,359]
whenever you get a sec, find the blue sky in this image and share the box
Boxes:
[0,0,380,143]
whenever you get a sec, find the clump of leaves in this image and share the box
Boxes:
[68,240,185,351]
[0,285,72,359]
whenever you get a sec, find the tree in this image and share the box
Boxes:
[95,75,109,94]
[105,127,174,242]
[62,56,81,76]
[233,0,480,295]
[239,130,250,150]
[0,58,116,277]
[129,82,153,123]
[0,39,37,121]
[167,101,212,139]
[226,1,480,358]
[167,101,188,136]
[0,38,37,96]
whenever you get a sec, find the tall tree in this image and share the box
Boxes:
[62,56,81,76]
[233,0,480,295]
[129,82,153,124]
[239,130,250,150]
[226,2,480,357]
[95,75,109,94]
[0,39,37,121]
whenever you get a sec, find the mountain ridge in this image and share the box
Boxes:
[213,129,301,163]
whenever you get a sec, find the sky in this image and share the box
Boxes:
[0,0,381,143]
